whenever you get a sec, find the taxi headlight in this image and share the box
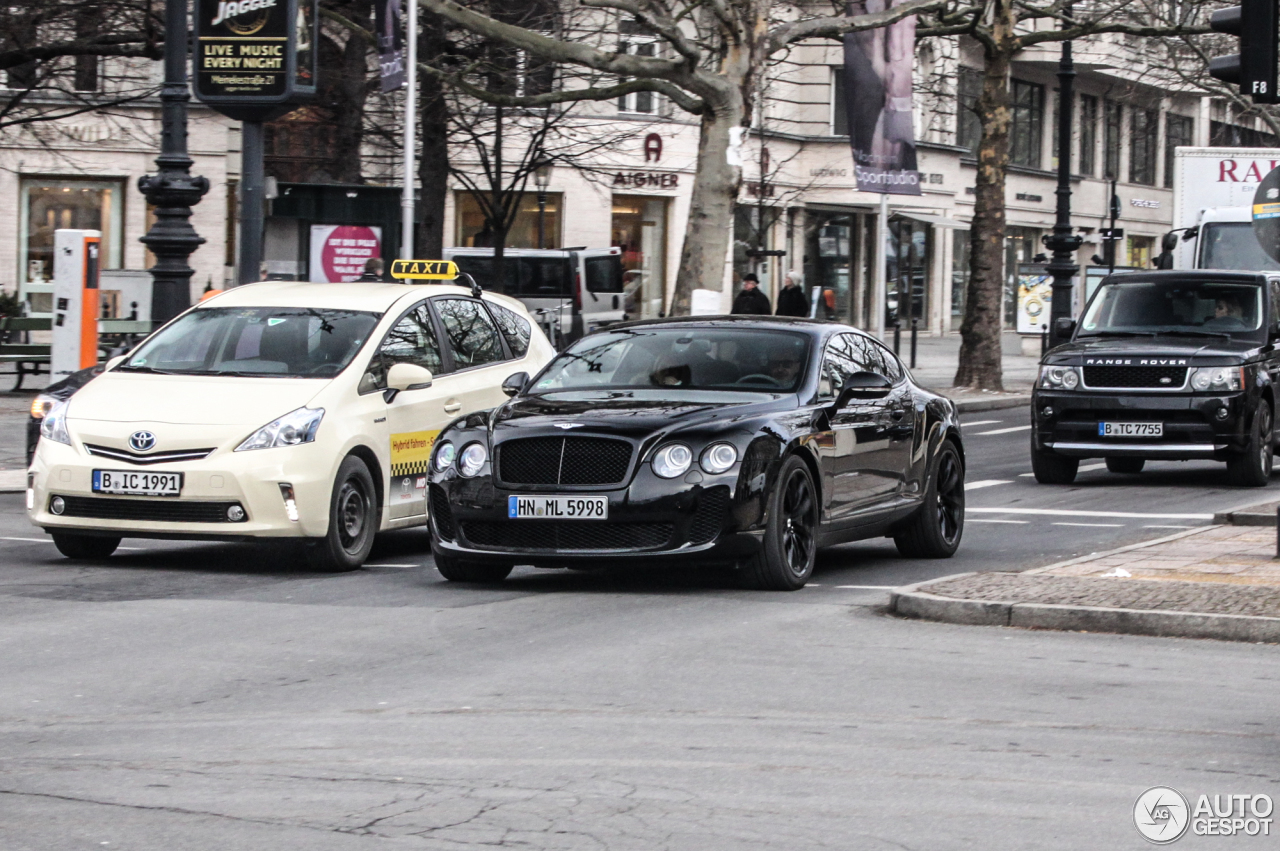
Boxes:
[434,441,456,472]
[235,407,325,451]
[458,442,487,477]
[30,393,57,419]
[700,442,738,474]
[39,400,71,446]
[652,443,693,478]
[1038,365,1080,390]
[1190,366,1243,392]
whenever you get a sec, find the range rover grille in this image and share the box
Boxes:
[1082,365,1187,389]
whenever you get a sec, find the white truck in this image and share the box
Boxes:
[1162,146,1280,271]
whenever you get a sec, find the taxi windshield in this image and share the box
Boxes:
[1079,280,1265,340]
[532,327,810,393]
[119,307,380,378]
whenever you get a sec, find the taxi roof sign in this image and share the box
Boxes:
[390,260,459,280]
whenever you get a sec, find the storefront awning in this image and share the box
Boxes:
[891,211,967,228]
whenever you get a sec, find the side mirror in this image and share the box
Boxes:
[387,362,433,392]
[104,355,125,370]
[833,371,893,409]
[1053,317,1076,340]
[1161,231,1180,252]
[501,371,530,398]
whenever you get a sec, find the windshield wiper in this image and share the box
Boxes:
[115,365,181,375]
[1079,330,1157,338]
[1162,330,1233,341]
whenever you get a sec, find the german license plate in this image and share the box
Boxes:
[92,469,182,496]
[508,495,608,520]
[1098,422,1163,438]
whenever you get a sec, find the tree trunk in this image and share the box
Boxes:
[416,10,449,258]
[954,13,1015,390]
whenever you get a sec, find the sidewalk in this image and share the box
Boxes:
[891,513,1280,642]
[875,330,1040,411]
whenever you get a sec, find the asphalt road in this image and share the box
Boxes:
[1,409,1277,849]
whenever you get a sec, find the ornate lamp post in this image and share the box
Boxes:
[1044,7,1083,347]
[534,161,554,249]
[138,0,209,323]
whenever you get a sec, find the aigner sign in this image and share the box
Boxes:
[194,0,317,121]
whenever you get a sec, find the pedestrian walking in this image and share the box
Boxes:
[731,273,772,315]
[776,270,809,317]
[358,258,385,282]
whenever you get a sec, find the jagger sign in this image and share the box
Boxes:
[193,0,316,121]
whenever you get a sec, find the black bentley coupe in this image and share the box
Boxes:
[427,317,965,590]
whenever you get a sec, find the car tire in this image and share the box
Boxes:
[1226,401,1274,488]
[433,550,514,583]
[1105,457,1145,474]
[51,533,120,559]
[739,455,818,591]
[894,440,965,559]
[1031,440,1079,484]
[304,455,378,571]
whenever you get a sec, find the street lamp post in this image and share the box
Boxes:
[1044,9,1083,348]
[534,162,553,249]
[138,0,209,323]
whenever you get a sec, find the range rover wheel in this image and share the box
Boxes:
[1105,457,1145,474]
[1226,401,1274,488]
[51,533,120,559]
[433,549,513,583]
[1030,441,1079,484]
[739,456,817,591]
[894,439,965,558]
[305,455,377,571]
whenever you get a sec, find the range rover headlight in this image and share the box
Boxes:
[1190,366,1243,392]
[652,443,693,478]
[235,407,325,451]
[1038,365,1080,390]
[458,442,488,477]
[39,400,72,446]
[700,443,738,474]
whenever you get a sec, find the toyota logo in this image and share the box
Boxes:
[129,431,156,452]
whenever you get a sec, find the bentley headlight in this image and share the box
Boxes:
[700,443,738,474]
[458,442,488,477]
[235,407,325,451]
[1038,365,1080,390]
[39,400,72,446]
[434,441,456,472]
[652,443,693,478]
[1190,366,1243,392]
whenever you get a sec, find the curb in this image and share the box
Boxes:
[1213,497,1280,527]
[948,394,1032,414]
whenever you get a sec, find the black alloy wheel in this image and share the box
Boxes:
[1105,457,1145,474]
[51,533,120,559]
[1227,401,1274,487]
[894,439,965,558]
[305,455,378,571]
[740,456,817,591]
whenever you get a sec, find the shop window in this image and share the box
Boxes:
[888,219,929,327]
[20,177,124,311]
[1010,80,1043,169]
[455,191,561,249]
[612,195,667,319]
[1104,101,1122,180]
[1127,235,1155,269]
[1165,113,1194,188]
[1130,107,1158,186]
[1079,95,1098,177]
[804,211,854,322]
[956,67,982,154]
[952,230,970,322]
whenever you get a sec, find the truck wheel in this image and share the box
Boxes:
[432,549,513,583]
[1105,457,1144,474]
[1226,401,1273,487]
[304,456,378,571]
[52,533,120,559]
[1030,443,1078,484]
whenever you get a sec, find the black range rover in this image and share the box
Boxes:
[1032,270,1280,486]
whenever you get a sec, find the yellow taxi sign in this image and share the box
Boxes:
[390,259,459,280]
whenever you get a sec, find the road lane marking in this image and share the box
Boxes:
[1,536,50,543]
[1144,524,1193,529]
[968,518,1030,524]
[965,480,1013,490]
[974,425,1032,435]
[368,563,418,569]
[1019,462,1107,477]
[969,507,1215,520]
[962,419,1002,427]
[833,585,898,590]
[1053,522,1124,527]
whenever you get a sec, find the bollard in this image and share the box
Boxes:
[893,320,901,354]
[910,318,918,369]
[1041,330,1048,355]
[1276,505,1279,559]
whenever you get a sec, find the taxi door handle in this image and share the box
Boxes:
[443,400,462,414]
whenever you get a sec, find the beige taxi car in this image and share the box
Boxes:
[28,271,554,570]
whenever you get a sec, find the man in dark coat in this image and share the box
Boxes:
[775,271,810,317]
[731,273,772,315]
[358,258,385,282]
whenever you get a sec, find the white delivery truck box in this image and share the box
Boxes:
[1168,146,1280,270]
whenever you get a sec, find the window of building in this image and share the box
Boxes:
[1165,113,1194,188]
[612,195,668,319]
[951,230,969,322]
[1127,235,1155,268]
[1130,107,1158,186]
[618,19,658,114]
[1209,120,1279,148]
[831,67,848,136]
[1009,80,1044,169]
[804,211,855,322]
[956,67,982,153]
[455,191,561,249]
[888,219,930,326]
[1104,101,1122,180]
[19,177,125,313]
[1079,95,1098,177]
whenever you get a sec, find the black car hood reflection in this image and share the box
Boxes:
[1052,334,1260,362]
[494,389,792,437]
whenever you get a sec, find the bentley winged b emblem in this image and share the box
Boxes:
[553,423,585,430]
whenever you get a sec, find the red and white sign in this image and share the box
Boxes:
[309,225,382,282]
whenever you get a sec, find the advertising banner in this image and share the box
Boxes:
[374,0,405,92]
[842,0,922,195]
[309,225,382,282]
[194,0,318,120]
[1015,264,1052,334]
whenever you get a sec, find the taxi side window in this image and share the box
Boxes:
[819,333,860,398]
[435,298,505,368]
[359,304,443,394]
[488,302,531,358]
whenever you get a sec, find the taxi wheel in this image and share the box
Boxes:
[305,456,377,571]
[739,456,817,591]
[432,550,513,583]
[894,440,964,559]
[1226,401,1274,488]
[1105,457,1145,474]
[51,533,120,559]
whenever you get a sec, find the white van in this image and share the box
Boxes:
[442,248,626,345]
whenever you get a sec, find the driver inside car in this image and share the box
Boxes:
[767,351,803,385]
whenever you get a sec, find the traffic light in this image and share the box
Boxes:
[1209,0,1280,104]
